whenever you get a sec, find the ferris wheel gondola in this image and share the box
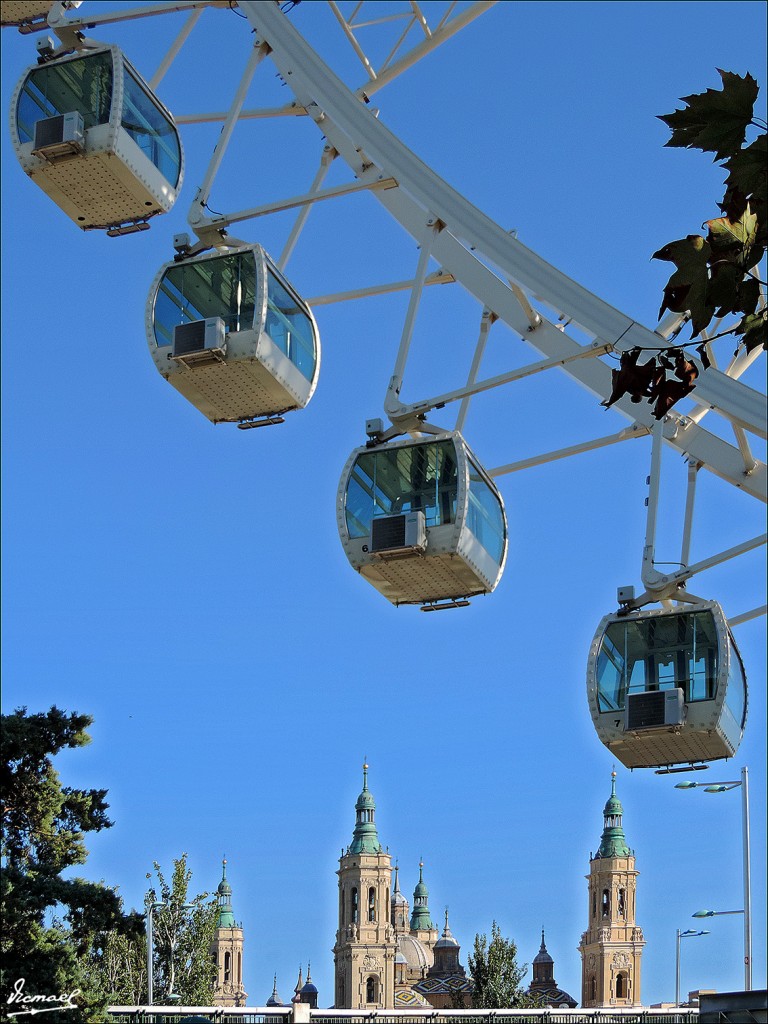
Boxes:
[146,243,320,426]
[587,601,748,769]
[337,431,507,608]
[10,44,182,232]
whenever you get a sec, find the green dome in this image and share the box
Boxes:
[597,773,631,859]
[216,859,236,928]
[410,862,435,931]
[603,791,624,816]
[349,763,383,855]
[356,789,376,811]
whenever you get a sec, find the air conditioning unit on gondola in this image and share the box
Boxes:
[625,688,685,730]
[371,511,427,556]
[171,317,226,367]
[32,111,84,159]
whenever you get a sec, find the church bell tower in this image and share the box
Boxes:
[211,859,247,1006]
[578,773,645,1007]
[333,764,395,1008]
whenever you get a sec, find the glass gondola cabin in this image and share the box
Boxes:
[11,45,182,230]
[587,601,747,769]
[337,432,507,606]
[146,244,320,424]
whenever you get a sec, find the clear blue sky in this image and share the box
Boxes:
[2,0,766,1009]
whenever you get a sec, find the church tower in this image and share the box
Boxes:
[211,859,247,1007]
[334,764,396,1009]
[578,773,645,1008]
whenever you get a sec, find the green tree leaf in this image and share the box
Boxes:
[724,134,768,206]
[659,69,759,160]
[652,235,714,335]
[707,205,758,255]
[735,308,768,352]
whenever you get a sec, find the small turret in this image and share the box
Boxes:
[410,861,435,932]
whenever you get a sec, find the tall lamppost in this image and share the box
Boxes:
[674,765,752,990]
[676,928,709,1006]
[146,899,165,1006]
[146,898,196,1005]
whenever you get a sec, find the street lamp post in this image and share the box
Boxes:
[146,898,197,1005]
[676,929,709,1006]
[146,900,166,1006]
[674,765,752,990]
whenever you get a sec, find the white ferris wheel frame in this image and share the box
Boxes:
[12,0,768,621]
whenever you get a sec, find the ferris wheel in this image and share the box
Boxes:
[3,0,766,771]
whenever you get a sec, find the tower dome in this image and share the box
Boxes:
[410,861,435,932]
[597,771,631,858]
[349,762,383,854]
[216,858,235,928]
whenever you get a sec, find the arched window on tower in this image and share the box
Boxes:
[616,972,627,998]
[602,889,610,918]
[592,888,597,919]
[590,976,596,1001]
[351,886,359,924]
[366,976,378,1003]
[368,887,376,922]
[238,951,242,984]
[224,951,231,982]
[618,888,626,918]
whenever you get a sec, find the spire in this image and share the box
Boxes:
[266,974,284,1007]
[534,928,553,963]
[392,862,408,905]
[434,906,459,948]
[410,860,435,931]
[532,928,555,985]
[292,966,303,1001]
[216,857,236,928]
[349,761,383,854]
[597,771,631,858]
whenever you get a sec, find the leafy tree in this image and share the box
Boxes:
[468,921,539,1009]
[1,706,141,1019]
[146,854,218,1004]
[654,69,767,354]
[83,929,148,1007]
[82,853,218,1006]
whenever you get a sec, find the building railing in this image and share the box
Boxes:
[108,1007,700,1024]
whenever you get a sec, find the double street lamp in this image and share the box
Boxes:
[146,898,195,1005]
[675,765,752,991]
[675,928,709,1007]
[146,900,165,1006]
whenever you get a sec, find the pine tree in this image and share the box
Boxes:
[1,706,141,1019]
